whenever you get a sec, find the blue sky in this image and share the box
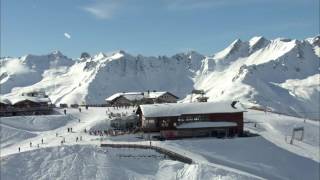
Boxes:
[1,0,319,58]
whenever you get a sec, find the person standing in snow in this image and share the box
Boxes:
[37,144,40,148]
[30,142,32,147]
[76,137,78,142]
[41,139,44,144]
[18,147,20,152]
[86,105,88,110]
[78,119,81,123]
[79,108,81,112]
[64,109,67,115]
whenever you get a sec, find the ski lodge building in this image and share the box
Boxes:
[136,101,245,139]
[105,91,179,106]
[0,91,53,116]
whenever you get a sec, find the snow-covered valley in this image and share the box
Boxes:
[0,107,319,180]
[1,36,319,120]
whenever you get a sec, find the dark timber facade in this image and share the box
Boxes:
[136,101,245,139]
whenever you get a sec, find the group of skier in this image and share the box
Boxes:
[19,139,44,152]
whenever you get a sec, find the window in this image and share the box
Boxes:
[200,115,208,120]
[160,120,169,128]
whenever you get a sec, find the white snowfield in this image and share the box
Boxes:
[1,36,319,120]
[0,107,319,180]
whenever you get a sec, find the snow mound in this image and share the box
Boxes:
[0,124,37,148]
[0,115,74,132]
[0,145,256,180]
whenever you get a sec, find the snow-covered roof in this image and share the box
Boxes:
[9,96,51,105]
[139,101,245,118]
[106,92,144,102]
[176,121,237,129]
[145,92,167,98]
[0,98,11,105]
[105,91,176,102]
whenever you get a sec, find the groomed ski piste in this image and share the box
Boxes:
[0,107,319,180]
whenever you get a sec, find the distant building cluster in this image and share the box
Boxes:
[1,88,246,140]
[0,90,53,117]
[105,91,179,106]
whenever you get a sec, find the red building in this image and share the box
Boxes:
[136,101,245,139]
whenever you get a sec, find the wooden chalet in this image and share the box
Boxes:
[105,91,179,106]
[0,92,53,117]
[136,101,245,139]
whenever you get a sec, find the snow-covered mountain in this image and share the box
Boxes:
[1,36,319,119]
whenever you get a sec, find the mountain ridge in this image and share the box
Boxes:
[1,36,319,119]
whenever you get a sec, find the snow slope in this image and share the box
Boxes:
[0,124,37,148]
[0,145,259,180]
[1,36,319,119]
[0,107,318,180]
[161,137,319,180]
[0,115,74,132]
[0,114,74,149]
[0,51,74,94]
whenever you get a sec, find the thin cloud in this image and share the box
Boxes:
[64,33,71,39]
[164,0,284,10]
[82,0,122,19]
[6,59,31,74]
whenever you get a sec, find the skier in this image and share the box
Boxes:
[37,144,40,148]
[18,147,21,152]
[30,142,32,147]
[84,128,87,133]
[41,138,44,144]
[79,118,81,123]
[76,137,79,142]
[86,105,88,110]
[64,109,67,115]
[79,108,81,113]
